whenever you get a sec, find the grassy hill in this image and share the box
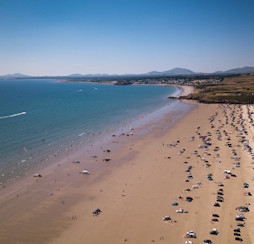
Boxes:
[182,74,254,104]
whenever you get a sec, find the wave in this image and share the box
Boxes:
[78,132,86,137]
[0,112,27,120]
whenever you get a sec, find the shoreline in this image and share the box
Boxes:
[0,85,192,191]
[0,86,253,243]
[175,85,194,97]
[0,82,180,186]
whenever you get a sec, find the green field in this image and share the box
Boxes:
[183,74,254,104]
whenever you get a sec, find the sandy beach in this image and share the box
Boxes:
[0,91,253,243]
[176,85,195,97]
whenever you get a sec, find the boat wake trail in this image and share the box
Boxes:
[0,112,27,120]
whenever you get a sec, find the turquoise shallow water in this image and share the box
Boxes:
[0,79,179,183]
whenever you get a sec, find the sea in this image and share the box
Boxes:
[0,79,193,185]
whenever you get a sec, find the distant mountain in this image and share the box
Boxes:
[0,73,30,79]
[1,66,254,79]
[145,68,195,76]
[145,71,162,75]
[85,74,110,77]
[68,73,84,77]
[214,66,254,74]
[67,73,111,78]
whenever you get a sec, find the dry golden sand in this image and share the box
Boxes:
[176,85,195,97]
[0,101,253,244]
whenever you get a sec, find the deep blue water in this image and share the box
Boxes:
[0,79,178,183]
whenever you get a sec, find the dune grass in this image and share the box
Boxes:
[183,74,254,104]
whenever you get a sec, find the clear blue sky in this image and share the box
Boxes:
[0,0,254,76]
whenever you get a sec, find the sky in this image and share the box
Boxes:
[0,0,254,76]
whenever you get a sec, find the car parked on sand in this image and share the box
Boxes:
[209,228,219,235]
[235,237,243,241]
[184,231,196,238]
[234,228,241,233]
[93,209,101,216]
[176,208,188,213]
[163,216,171,221]
[186,197,193,202]
[203,240,212,243]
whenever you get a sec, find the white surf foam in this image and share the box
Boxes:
[0,112,27,120]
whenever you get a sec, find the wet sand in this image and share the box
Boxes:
[0,99,253,243]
